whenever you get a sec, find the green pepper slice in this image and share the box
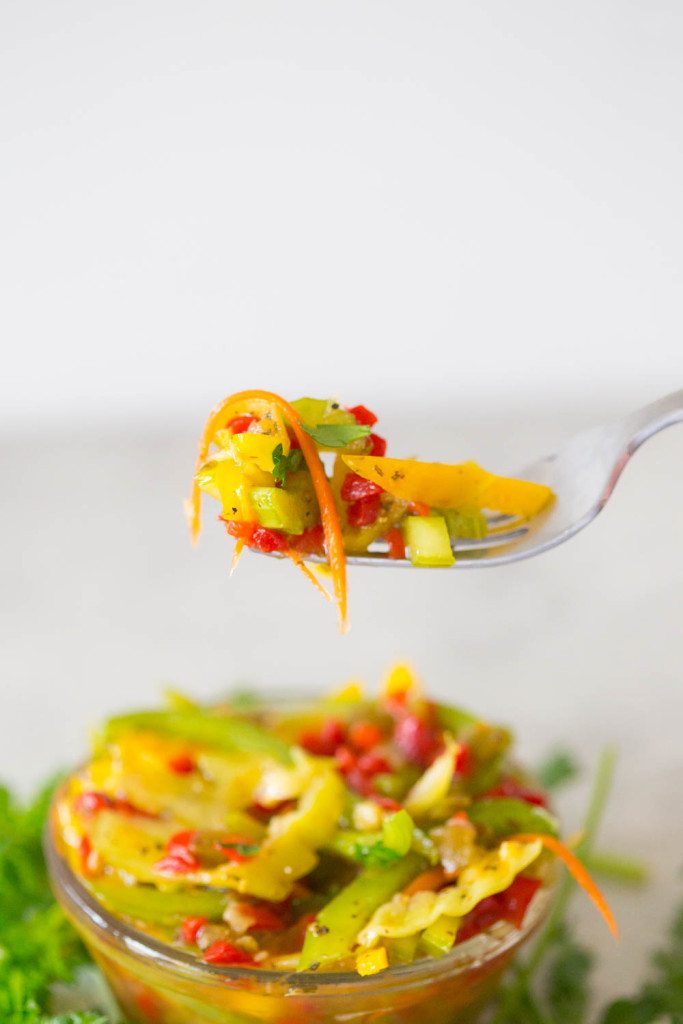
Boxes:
[101,710,292,765]
[298,852,425,970]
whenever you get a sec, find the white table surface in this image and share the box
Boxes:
[1,400,681,1011]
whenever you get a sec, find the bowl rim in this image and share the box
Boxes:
[46,805,553,995]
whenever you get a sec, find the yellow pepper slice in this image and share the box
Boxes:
[357,839,542,946]
[341,456,553,518]
[404,735,459,819]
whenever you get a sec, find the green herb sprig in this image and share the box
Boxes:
[271,443,303,486]
[301,423,371,448]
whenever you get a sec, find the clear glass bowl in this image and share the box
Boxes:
[46,804,552,1024]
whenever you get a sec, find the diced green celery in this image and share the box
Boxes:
[382,810,414,856]
[442,507,489,540]
[250,486,306,535]
[419,914,460,957]
[291,397,329,425]
[411,826,441,865]
[403,516,455,567]
[291,397,355,428]
[385,934,419,965]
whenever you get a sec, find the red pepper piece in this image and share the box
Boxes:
[166,830,197,857]
[223,520,256,541]
[334,745,357,775]
[345,767,374,796]
[347,405,378,427]
[248,798,297,820]
[213,835,260,863]
[394,713,441,767]
[74,791,153,818]
[250,526,288,553]
[368,433,387,457]
[74,792,115,816]
[300,718,346,757]
[289,524,325,555]
[453,743,472,777]
[485,777,548,808]
[408,501,431,517]
[180,916,207,945]
[154,853,199,875]
[347,494,382,527]
[202,940,255,966]
[372,795,402,812]
[224,520,288,553]
[499,876,542,929]
[456,894,503,943]
[226,415,257,434]
[357,752,392,777]
[154,830,200,874]
[236,903,286,932]
[340,473,383,502]
[348,720,384,752]
[385,527,405,560]
[78,834,100,878]
[168,753,196,774]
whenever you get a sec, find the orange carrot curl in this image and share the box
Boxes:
[512,832,618,937]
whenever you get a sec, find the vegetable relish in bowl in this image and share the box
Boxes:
[48,666,614,1024]
[187,390,554,629]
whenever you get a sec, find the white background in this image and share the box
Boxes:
[2,0,683,1013]
[1,0,682,421]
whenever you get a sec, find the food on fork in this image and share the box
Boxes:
[187,390,554,629]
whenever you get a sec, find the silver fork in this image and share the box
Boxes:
[303,389,683,568]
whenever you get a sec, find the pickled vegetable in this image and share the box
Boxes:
[54,666,611,978]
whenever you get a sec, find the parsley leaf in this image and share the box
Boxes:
[353,840,402,867]
[536,750,580,791]
[543,922,594,1024]
[301,423,371,448]
[271,443,303,486]
[600,899,683,1023]
[0,780,92,1023]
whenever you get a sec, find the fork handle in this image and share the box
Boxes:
[624,388,683,452]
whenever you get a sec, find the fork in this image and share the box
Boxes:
[304,389,683,568]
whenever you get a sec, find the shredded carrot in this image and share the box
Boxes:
[402,867,446,897]
[189,390,348,631]
[229,539,245,576]
[286,550,333,602]
[511,833,618,937]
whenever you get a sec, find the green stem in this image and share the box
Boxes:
[583,849,648,885]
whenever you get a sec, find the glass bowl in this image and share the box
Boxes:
[46,802,552,1024]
